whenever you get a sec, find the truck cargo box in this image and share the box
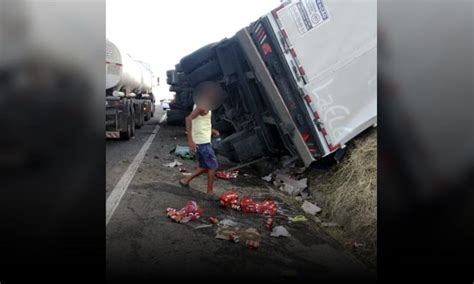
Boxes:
[247,0,377,163]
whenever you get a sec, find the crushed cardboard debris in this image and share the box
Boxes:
[321,222,339,228]
[270,226,291,238]
[215,226,261,247]
[218,219,239,227]
[163,159,183,168]
[261,174,273,182]
[194,224,213,230]
[274,174,307,196]
[301,201,321,215]
[174,145,192,159]
[288,215,308,223]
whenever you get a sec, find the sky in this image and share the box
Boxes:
[106,0,281,100]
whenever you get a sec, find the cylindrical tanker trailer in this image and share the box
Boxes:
[135,60,156,121]
[105,38,155,139]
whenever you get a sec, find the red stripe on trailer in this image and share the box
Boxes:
[271,4,284,19]
[289,48,297,58]
[254,23,262,34]
[304,95,312,104]
[321,128,328,136]
[298,66,306,76]
[329,144,341,152]
[302,133,310,142]
[281,28,288,39]
[257,29,265,40]
[313,111,320,120]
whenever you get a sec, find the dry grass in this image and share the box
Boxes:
[308,128,377,268]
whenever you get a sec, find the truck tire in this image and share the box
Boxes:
[187,59,221,87]
[180,42,218,74]
[136,111,144,128]
[121,120,132,140]
[131,118,136,137]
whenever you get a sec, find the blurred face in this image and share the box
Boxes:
[194,85,223,111]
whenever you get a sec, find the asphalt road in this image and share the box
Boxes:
[106,110,373,281]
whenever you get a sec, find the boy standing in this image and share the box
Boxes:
[179,82,222,198]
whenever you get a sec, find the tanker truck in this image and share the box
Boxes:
[106,39,156,139]
[136,60,157,122]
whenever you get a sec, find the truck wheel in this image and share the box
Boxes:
[187,59,221,87]
[131,118,136,137]
[121,120,132,140]
[180,42,218,74]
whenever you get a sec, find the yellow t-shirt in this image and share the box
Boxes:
[192,106,212,144]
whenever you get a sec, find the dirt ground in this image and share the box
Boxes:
[106,118,375,281]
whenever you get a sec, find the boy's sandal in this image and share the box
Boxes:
[179,179,189,188]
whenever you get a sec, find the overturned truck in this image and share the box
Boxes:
[166,0,376,167]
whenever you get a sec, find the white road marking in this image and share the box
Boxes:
[106,125,160,225]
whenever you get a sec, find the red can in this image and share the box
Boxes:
[209,217,218,224]
[265,218,273,231]
[246,240,259,249]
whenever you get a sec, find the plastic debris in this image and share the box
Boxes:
[178,167,187,172]
[216,170,239,180]
[321,222,339,228]
[261,174,273,182]
[288,215,308,223]
[345,240,364,249]
[182,172,192,176]
[300,188,310,199]
[166,200,203,223]
[270,226,291,237]
[163,160,183,168]
[218,219,239,227]
[194,224,213,230]
[216,226,261,248]
[245,239,260,249]
[301,201,322,215]
[274,174,307,196]
[174,145,191,158]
